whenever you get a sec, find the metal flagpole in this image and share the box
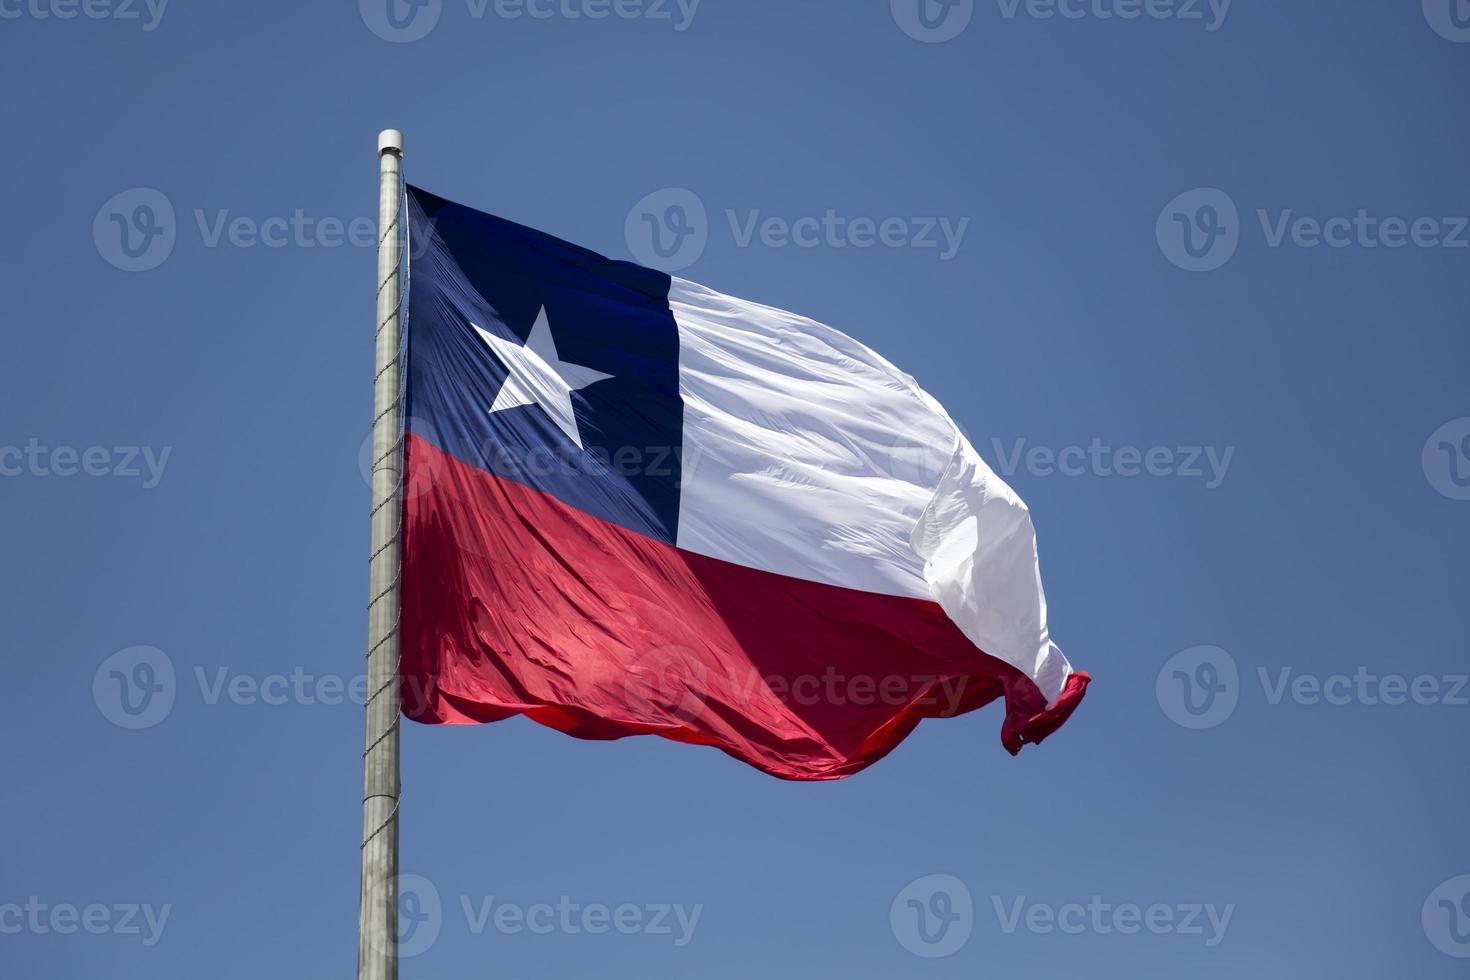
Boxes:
[359,128,405,980]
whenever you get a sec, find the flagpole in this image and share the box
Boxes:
[358,128,405,980]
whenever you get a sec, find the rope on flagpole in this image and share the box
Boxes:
[358,129,406,980]
[360,793,400,850]
[361,189,405,849]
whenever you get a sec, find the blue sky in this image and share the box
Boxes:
[3,1,1469,977]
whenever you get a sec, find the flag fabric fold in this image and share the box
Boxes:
[398,185,1088,780]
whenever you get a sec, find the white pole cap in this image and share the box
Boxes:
[378,129,404,155]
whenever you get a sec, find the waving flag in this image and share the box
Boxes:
[398,186,1088,780]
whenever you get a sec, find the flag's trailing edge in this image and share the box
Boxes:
[398,185,1089,780]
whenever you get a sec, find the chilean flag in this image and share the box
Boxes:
[399,186,1088,780]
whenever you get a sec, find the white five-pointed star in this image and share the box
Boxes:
[471,307,612,449]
